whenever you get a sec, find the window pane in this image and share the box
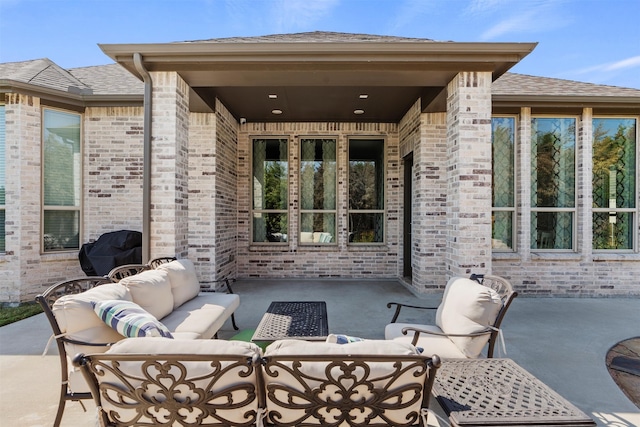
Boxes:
[0,105,5,206]
[253,139,288,210]
[492,211,513,250]
[349,140,384,210]
[300,212,335,243]
[531,212,573,249]
[531,118,575,208]
[43,109,81,206]
[492,118,515,208]
[44,210,80,250]
[253,212,288,243]
[300,138,336,210]
[593,212,633,250]
[592,118,636,210]
[349,213,384,243]
[0,209,4,252]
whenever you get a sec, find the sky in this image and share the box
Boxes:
[0,0,639,89]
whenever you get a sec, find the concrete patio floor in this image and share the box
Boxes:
[1,278,638,426]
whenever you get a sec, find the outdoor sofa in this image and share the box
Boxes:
[73,337,441,426]
[36,258,240,427]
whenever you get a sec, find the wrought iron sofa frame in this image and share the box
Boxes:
[73,351,441,427]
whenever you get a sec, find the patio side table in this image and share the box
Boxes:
[252,301,329,342]
[432,358,596,427]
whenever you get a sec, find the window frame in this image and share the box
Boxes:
[347,137,386,245]
[298,136,338,246]
[250,136,290,245]
[530,115,578,252]
[592,115,638,253]
[41,106,83,253]
[491,115,518,252]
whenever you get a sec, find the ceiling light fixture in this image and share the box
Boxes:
[359,94,369,99]
[272,109,283,115]
[268,94,278,99]
[354,109,365,115]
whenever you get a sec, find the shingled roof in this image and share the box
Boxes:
[180,31,437,44]
[494,72,640,97]
[0,58,93,94]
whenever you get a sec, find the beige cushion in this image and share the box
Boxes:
[162,293,240,339]
[265,339,420,356]
[119,269,174,320]
[99,338,262,425]
[52,283,131,393]
[436,277,502,358]
[156,259,201,308]
[300,231,313,243]
[263,339,427,426]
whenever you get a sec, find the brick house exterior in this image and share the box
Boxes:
[1,32,639,302]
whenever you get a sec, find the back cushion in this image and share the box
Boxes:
[436,277,502,358]
[156,259,200,308]
[52,283,131,357]
[119,269,173,320]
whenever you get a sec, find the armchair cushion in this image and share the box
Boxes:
[436,277,502,358]
[93,299,173,338]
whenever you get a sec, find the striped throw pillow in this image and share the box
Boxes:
[92,300,173,338]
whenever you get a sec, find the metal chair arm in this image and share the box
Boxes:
[386,302,438,323]
[401,326,493,346]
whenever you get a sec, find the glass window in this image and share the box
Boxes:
[0,105,5,253]
[531,118,576,250]
[43,108,81,251]
[592,118,636,250]
[252,138,288,243]
[300,138,336,244]
[349,139,385,243]
[492,117,516,251]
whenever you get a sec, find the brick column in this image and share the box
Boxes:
[445,72,493,276]
[1,94,41,302]
[578,108,593,259]
[150,72,190,259]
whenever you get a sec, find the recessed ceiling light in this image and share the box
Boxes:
[272,109,283,115]
[354,109,365,115]
[359,94,369,99]
[268,94,278,99]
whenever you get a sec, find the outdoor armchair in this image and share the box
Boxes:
[386,274,517,359]
[106,263,149,281]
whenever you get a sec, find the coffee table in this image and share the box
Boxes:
[251,301,329,342]
[432,358,596,427]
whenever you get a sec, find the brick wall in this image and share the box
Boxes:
[84,106,144,240]
[235,122,400,278]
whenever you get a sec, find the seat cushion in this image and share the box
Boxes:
[161,292,240,339]
[93,299,173,338]
[436,277,502,358]
[265,338,420,356]
[156,259,201,308]
[119,269,174,320]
